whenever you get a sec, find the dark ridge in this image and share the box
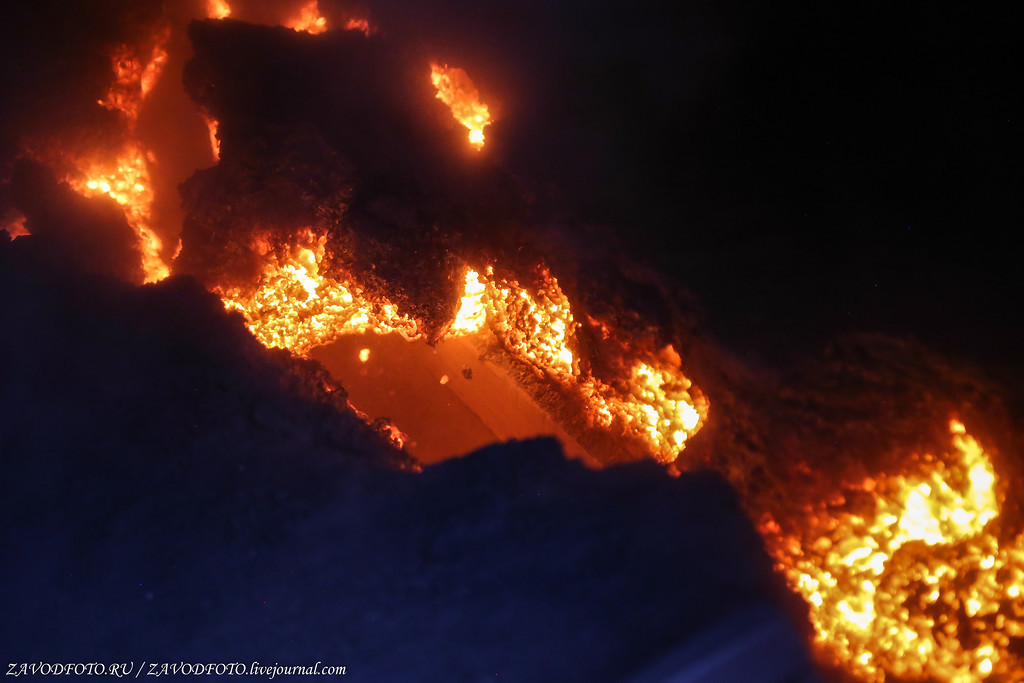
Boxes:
[0,219,801,679]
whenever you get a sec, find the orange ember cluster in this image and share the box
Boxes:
[217,236,707,463]
[430,64,491,150]
[764,420,1024,682]
[287,1,328,35]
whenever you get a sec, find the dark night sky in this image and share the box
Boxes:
[619,3,1020,371]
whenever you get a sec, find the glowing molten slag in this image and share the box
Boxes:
[765,420,1024,682]
[217,231,418,355]
[447,267,707,460]
[287,1,328,34]
[219,237,707,463]
[430,64,491,150]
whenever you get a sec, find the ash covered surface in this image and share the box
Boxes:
[0,233,799,679]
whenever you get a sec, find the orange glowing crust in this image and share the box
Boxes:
[220,243,708,462]
[287,1,328,35]
[430,64,491,150]
[764,420,1024,682]
[206,0,231,19]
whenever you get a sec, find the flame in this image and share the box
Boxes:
[765,420,1024,681]
[67,34,171,283]
[206,0,231,19]
[3,211,29,240]
[344,17,373,36]
[450,268,487,334]
[204,115,221,161]
[430,64,491,150]
[68,143,168,283]
[287,1,328,34]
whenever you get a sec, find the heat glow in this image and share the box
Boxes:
[764,420,1024,682]
[218,239,707,462]
[430,64,491,150]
